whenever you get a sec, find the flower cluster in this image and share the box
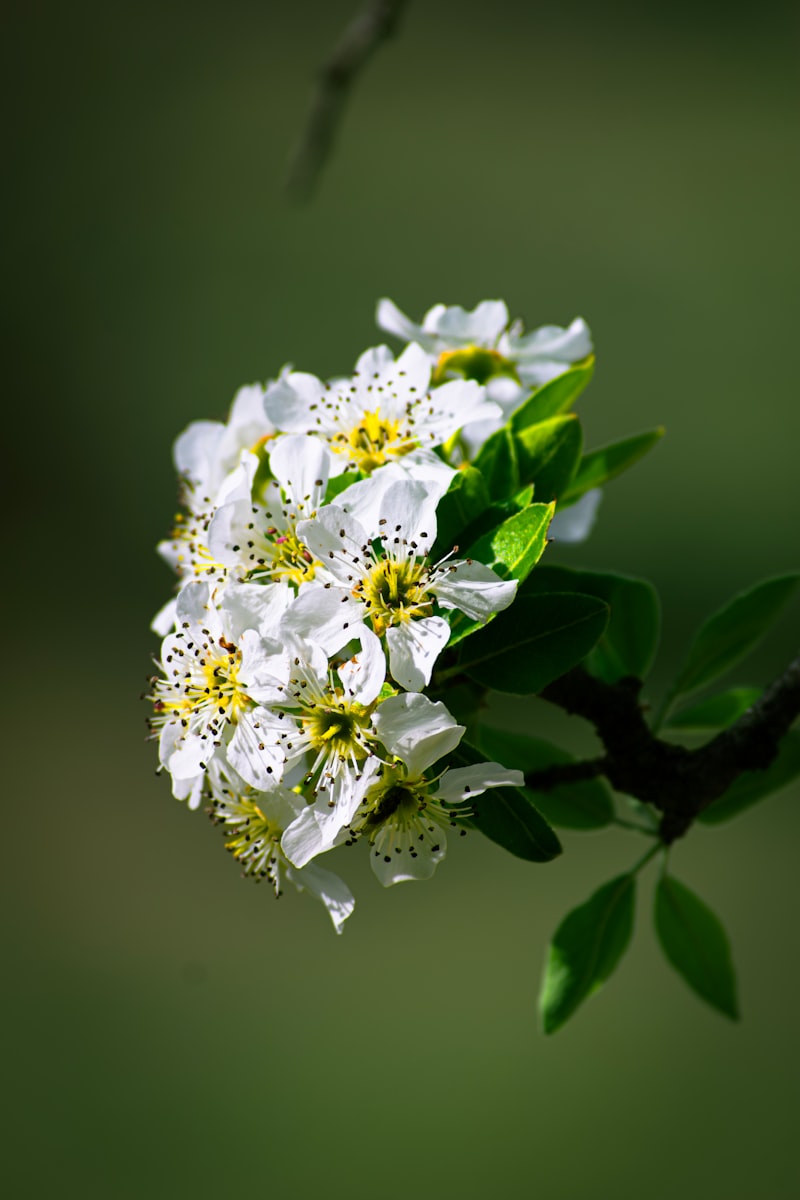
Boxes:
[149,298,595,931]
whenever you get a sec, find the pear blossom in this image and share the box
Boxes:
[149,580,291,805]
[206,763,355,933]
[376,297,592,455]
[263,342,499,485]
[296,476,517,690]
[352,692,524,885]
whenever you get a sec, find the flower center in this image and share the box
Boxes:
[332,408,418,473]
[254,526,319,587]
[355,558,432,634]
[432,345,519,386]
[303,699,372,761]
[152,643,250,727]
[209,794,284,885]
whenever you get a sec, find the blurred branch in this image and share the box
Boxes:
[285,0,409,201]
[532,654,800,843]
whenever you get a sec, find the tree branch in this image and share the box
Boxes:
[533,653,800,843]
[285,0,409,200]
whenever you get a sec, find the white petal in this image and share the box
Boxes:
[375,297,434,350]
[281,583,363,656]
[369,822,447,886]
[549,489,602,544]
[432,560,517,621]
[173,420,225,494]
[506,316,593,365]
[268,434,331,513]
[426,300,509,346]
[386,617,451,691]
[282,760,380,867]
[151,596,178,636]
[338,626,386,704]
[434,763,524,803]
[264,370,326,432]
[285,862,355,934]
[373,693,464,778]
[295,505,369,585]
[227,713,285,790]
[377,478,441,548]
[355,343,396,379]
[222,580,293,641]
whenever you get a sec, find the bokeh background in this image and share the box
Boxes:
[4,1,800,1195]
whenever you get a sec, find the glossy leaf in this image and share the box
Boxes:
[699,730,800,825]
[663,574,800,711]
[516,414,582,502]
[446,742,562,862]
[540,874,636,1034]
[431,466,491,557]
[654,876,739,1019]
[475,726,613,829]
[472,426,519,501]
[666,687,762,732]
[511,358,595,432]
[563,427,664,501]
[522,565,660,683]
[454,592,609,694]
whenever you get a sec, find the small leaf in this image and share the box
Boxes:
[454,592,610,694]
[446,742,562,862]
[516,414,583,501]
[654,876,739,1019]
[665,574,800,708]
[699,730,800,825]
[522,566,660,683]
[467,502,555,582]
[511,358,595,432]
[431,467,491,558]
[539,874,636,1034]
[472,426,520,502]
[475,726,613,829]
[563,428,664,501]
[666,687,762,732]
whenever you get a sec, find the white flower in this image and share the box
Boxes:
[149,580,289,803]
[352,692,523,885]
[253,627,388,869]
[173,383,276,513]
[206,764,355,934]
[376,298,592,455]
[548,488,603,544]
[207,434,332,588]
[297,476,517,690]
[263,342,498,484]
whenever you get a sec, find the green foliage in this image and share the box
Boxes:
[452,592,609,694]
[699,730,800,825]
[474,725,614,829]
[563,427,664,502]
[446,742,562,863]
[654,875,739,1019]
[431,466,491,557]
[539,873,636,1034]
[324,470,361,503]
[516,414,582,501]
[510,358,595,431]
[665,687,762,732]
[471,426,520,501]
[522,566,660,683]
[657,574,800,726]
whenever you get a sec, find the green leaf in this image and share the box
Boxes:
[467,502,555,582]
[563,428,664,501]
[521,566,660,683]
[453,592,610,694]
[431,467,491,559]
[516,414,582,502]
[660,574,800,721]
[472,426,519,502]
[666,687,762,732]
[446,503,556,648]
[511,358,595,432]
[699,730,800,825]
[474,726,613,829]
[654,876,739,1019]
[446,742,562,862]
[324,471,361,504]
[540,874,636,1034]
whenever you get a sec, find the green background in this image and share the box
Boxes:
[5,1,799,1196]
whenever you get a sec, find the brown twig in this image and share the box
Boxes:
[285,0,409,201]
[528,654,800,843]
